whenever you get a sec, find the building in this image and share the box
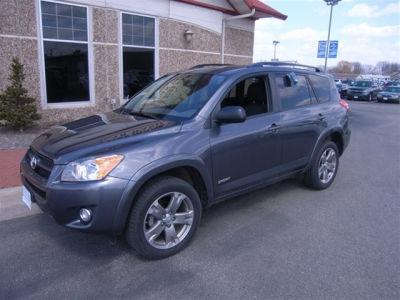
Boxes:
[0,0,286,126]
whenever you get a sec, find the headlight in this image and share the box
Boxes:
[61,154,124,182]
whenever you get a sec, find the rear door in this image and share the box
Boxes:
[210,75,282,198]
[271,72,325,171]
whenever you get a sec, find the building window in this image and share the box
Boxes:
[41,1,90,103]
[122,13,155,99]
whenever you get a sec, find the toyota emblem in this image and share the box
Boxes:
[30,156,37,169]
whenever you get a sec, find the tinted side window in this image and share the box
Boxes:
[274,74,311,110]
[309,75,331,103]
[221,77,269,117]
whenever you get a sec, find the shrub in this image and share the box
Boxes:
[0,57,40,131]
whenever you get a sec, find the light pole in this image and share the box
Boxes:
[323,0,341,72]
[273,40,280,61]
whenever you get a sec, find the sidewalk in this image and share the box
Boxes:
[0,186,41,221]
[0,148,26,188]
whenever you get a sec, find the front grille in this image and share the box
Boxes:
[26,148,54,180]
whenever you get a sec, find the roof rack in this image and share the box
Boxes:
[248,61,321,72]
[189,64,233,69]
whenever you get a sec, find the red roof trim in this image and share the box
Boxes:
[244,0,287,20]
[174,0,287,20]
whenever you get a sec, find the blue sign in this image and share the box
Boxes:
[318,40,339,58]
[317,41,327,58]
[328,40,338,58]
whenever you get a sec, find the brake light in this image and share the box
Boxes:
[340,99,349,111]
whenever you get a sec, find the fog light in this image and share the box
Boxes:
[79,208,92,223]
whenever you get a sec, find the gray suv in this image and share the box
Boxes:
[21,62,351,259]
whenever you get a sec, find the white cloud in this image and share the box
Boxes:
[341,23,400,37]
[347,2,400,18]
[279,27,326,41]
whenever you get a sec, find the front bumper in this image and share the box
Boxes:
[377,96,400,103]
[347,93,369,100]
[21,156,130,233]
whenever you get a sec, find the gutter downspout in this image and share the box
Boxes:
[221,8,256,63]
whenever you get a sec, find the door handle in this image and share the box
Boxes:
[266,123,280,133]
[317,113,326,121]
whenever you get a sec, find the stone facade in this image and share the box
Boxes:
[0,1,255,127]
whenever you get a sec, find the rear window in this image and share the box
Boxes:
[309,75,331,103]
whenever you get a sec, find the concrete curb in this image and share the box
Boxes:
[0,186,41,222]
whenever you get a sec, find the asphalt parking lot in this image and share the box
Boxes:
[1,101,399,299]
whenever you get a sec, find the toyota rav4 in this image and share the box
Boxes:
[21,62,351,259]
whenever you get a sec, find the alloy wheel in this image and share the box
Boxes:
[143,192,194,249]
[318,148,337,184]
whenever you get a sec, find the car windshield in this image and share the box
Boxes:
[354,81,372,87]
[384,87,400,93]
[120,73,226,121]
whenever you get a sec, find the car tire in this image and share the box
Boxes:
[125,176,202,260]
[304,141,339,190]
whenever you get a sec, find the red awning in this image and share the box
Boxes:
[174,0,287,20]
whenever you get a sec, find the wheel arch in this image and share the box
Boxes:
[112,156,213,234]
[306,129,345,170]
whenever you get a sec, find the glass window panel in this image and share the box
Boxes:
[123,35,133,45]
[42,1,87,41]
[42,14,57,27]
[58,28,73,40]
[57,3,72,16]
[73,30,87,41]
[72,6,86,18]
[132,24,143,36]
[42,26,57,39]
[43,41,89,103]
[57,16,72,28]
[309,75,331,103]
[73,17,86,30]
[41,1,56,14]
[132,15,143,26]
[122,24,132,36]
[122,14,154,47]
[275,75,311,110]
[144,37,154,47]
[133,36,144,46]
[122,13,132,24]
[123,47,154,98]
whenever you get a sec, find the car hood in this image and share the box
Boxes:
[348,87,370,91]
[378,92,399,96]
[31,111,179,161]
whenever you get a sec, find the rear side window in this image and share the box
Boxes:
[274,74,311,110]
[309,75,331,103]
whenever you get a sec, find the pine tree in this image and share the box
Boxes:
[0,57,40,131]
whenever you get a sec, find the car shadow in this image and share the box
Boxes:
[1,177,309,262]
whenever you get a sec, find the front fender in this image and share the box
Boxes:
[112,154,213,233]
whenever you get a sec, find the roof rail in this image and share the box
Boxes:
[248,61,321,72]
[189,64,233,69]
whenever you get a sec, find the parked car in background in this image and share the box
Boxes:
[346,80,380,101]
[377,86,400,103]
[335,81,348,98]
[21,62,351,259]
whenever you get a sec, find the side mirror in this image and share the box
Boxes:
[216,106,246,124]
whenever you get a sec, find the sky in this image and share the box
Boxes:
[253,0,400,67]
